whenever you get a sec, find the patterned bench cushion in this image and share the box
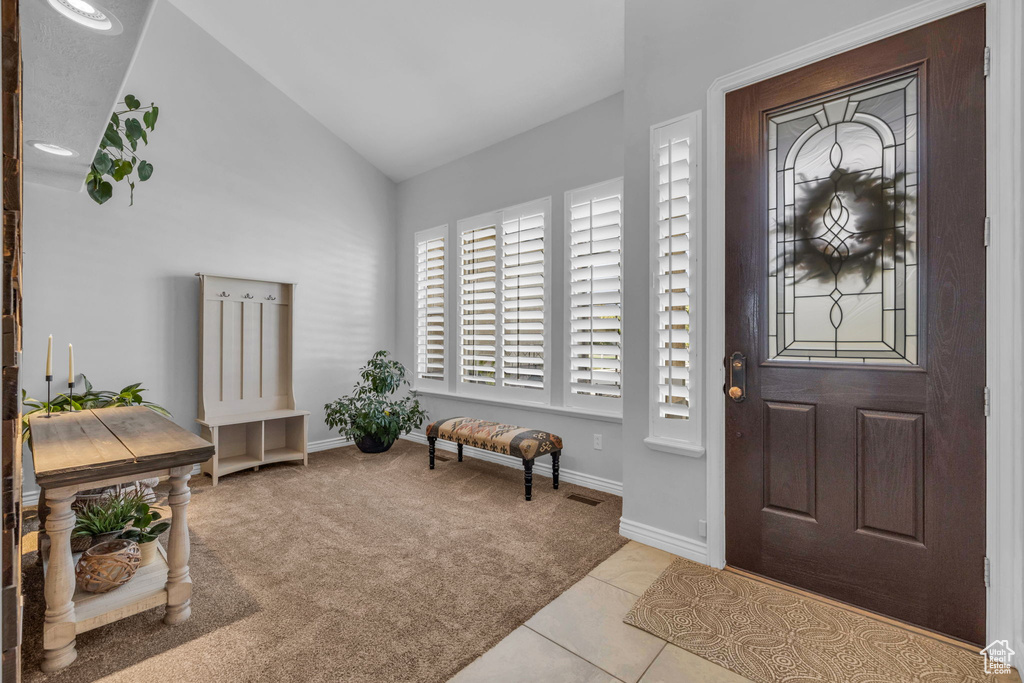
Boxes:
[426,417,563,461]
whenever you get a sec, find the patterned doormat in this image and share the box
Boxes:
[624,558,1016,682]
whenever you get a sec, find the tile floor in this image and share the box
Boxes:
[450,540,1019,683]
[450,541,749,682]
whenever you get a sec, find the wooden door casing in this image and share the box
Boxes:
[725,7,987,645]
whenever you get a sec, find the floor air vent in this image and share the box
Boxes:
[434,454,451,462]
[567,494,602,506]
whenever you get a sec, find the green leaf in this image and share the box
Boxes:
[111,159,132,182]
[129,137,138,152]
[86,177,113,205]
[92,150,111,175]
[125,118,143,141]
[138,160,153,181]
[124,94,141,110]
[149,521,171,536]
[103,123,123,151]
[110,112,119,127]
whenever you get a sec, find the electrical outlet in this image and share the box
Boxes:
[593,433,603,450]
[698,519,707,538]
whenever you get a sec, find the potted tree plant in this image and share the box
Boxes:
[324,350,427,453]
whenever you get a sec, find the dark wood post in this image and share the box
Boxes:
[552,451,560,489]
[457,443,463,462]
[428,437,436,469]
[523,459,533,501]
[2,0,24,675]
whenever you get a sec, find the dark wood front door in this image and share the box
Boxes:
[725,7,986,644]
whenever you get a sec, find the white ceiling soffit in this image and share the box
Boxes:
[22,0,157,191]
[169,0,625,182]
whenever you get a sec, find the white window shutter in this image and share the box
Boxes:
[651,112,701,439]
[567,179,623,406]
[415,226,447,383]
[501,207,547,391]
[459,221,498,386]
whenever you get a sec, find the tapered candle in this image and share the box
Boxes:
[45,335,52,377]
[68,344,74,385]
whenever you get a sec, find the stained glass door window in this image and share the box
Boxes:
[767,72,919,364]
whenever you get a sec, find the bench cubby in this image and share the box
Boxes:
[196,274,309,485]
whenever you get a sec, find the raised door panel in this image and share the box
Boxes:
[763,401,816,519]
[857,410,924,543]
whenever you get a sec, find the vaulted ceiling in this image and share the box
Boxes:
[168,0,625,181]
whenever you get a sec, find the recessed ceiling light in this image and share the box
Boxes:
[29,141,78,157]
[44,0,123,34]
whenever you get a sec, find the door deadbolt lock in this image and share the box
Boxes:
[726,352,746,402]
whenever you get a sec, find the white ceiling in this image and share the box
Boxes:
[22,0,157,190]
[167,0,625,182]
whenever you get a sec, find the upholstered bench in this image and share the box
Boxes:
[425,417,563,501]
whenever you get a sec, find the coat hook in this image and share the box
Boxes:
[242,293,254,299]
[266,295,277,301]
[218,291,230,297]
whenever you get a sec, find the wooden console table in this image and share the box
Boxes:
[29,406,214,673]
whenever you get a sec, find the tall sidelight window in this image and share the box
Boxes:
[566,178,623,409]
[459,198,550,399]
[415,226,447,384]
[650,112,701,443]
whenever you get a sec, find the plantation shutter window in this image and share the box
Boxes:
[651,112,702,442]
[501,205,547,391]
[415,226,447,383]
[566,179,623,408]
[457,199,550,399]
[459,217,498,387]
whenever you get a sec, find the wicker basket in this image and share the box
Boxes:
[75,540,141,594]
[70,534,93,553]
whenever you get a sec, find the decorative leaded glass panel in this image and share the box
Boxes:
[767,72,919,365]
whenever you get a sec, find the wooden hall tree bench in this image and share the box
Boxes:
[426,417,563,501]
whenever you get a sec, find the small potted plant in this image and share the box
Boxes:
[119,501,170,566]
[72,490,146,552]
[324,350,427,453]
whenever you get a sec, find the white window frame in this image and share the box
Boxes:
[564,178,624,411]
[457,198,552,404]
[647,110,704,452]
[414,224,448,388]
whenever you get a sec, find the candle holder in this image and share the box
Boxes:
[45,375,53,417]
[68,381,75,412]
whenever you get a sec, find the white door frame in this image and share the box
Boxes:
[704,0,1023,650]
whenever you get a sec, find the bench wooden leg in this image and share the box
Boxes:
[428,437,436,469]
[457,443,463,462]
[552,451,560,489]
[524,459,533,501]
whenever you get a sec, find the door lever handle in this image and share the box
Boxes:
[726,352,746,402]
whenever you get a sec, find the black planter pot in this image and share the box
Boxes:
[355,435,395,453]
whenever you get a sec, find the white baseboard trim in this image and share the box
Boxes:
[401,433,623,496]
[618,517,709,565]
[308,436,354,453]
[24,489,39,507]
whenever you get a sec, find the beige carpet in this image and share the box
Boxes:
[625,558,1016,683]
[20,440,627,682]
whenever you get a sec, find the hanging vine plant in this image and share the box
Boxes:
[86,94,159,206]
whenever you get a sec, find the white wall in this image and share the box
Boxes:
[620,0,922,552]
[395,93,625,488]
[22,1,397,493]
